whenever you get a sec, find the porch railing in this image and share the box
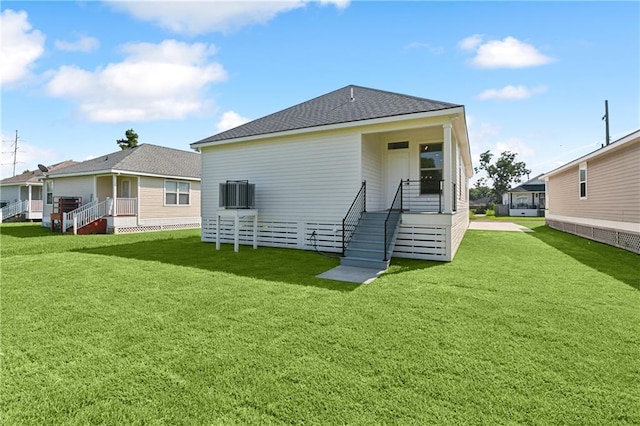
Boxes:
[65,199,112,234]
[30,200,43,212]
[115,198,137,216]
[342,181,366,254]
[0,200,27,222]
[401,180,444,213]
[383,181,403,261]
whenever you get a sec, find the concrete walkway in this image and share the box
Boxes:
[316,265,386,284]
[469,221,534,232]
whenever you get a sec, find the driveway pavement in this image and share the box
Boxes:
[468,221,534,232]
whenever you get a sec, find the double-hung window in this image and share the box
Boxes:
[579,163,587,199]
[419,143,443,194]
[45,180,53,205]
[165,180,190,206]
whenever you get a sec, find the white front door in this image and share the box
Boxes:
[386,149,409,206]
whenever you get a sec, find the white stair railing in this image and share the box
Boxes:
[0,200,28,222]
[64,199,112,234]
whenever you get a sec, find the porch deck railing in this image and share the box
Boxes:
[383,181,403,261]
[0,200,27,222]
[115,198,137,216]
[64,199,112,234]
[342,181,366,254]
[400,180,444,213]
[510,203,543,209]
[30,200,43,212]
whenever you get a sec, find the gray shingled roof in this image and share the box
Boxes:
[193,85,461,145]
[46,144,200,179]
[0,160,77,185]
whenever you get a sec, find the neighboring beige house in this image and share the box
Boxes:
[0,161,76,222]
[542,129,640,253]
[42,144,201,234]
[191,85,473,268]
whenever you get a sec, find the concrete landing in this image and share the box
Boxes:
[316,265,386,284]
[469,221,534,232]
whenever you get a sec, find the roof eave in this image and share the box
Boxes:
[45,169,200,181]
[191,106,465,149]
[542,129,640,179]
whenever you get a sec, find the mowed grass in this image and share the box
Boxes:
[1,222,639,425]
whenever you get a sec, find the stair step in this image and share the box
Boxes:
[341,256,390,270]
[344,247,385,259]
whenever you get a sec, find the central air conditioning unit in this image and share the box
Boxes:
[219,180,255,209]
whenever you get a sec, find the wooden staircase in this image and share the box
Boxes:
[341,211,401,270]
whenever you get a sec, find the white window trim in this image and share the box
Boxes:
[164,179,191,207]
[579,162,587,200]
[419,142,444,195]
[45,180,54,205]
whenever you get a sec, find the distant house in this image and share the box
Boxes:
[191,85,473,267]
[542,129,640,253]
[0,160,76,222]
[502,175,546,217]
[41,144,201,234]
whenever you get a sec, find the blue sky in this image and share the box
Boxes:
[1,1,638,183]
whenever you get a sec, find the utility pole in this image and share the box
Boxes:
[12,130,20,177]
[603,100,610,146]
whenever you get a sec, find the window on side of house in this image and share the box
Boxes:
[419,143,443,194]
[579,163,587,199]
[165,180,190,206]
[45,180,53,205]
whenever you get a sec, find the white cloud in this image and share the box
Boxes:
[476,85,548,100]
[55,35,100,52]
[106,0,349,35]
[216,111,250,133]
[462,36,553,68]
[458,34,483,51]
[495,138,535,158]
[45,39,227,122]
[403,42,444,55]
[0,9,45,85]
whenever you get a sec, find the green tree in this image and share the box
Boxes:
[116,129,139,150]
[470,178,493,201]
[475,150,531,204]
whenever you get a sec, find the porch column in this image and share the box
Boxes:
[443,123,453,214]
[112,175,117,216]
[28,185,32,214]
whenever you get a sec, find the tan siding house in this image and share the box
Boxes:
[192,85,473,266]
[543,129,640,253]
[42,144,201,234]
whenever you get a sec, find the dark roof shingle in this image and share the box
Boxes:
[0,160,77,185]
[193,85,461,145]
[46,144,200,179]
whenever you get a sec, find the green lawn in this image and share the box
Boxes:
[1,222,639,424]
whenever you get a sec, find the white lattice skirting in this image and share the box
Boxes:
[112,222,201,234]
[546,219,640,254]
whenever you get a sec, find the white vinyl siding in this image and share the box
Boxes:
[361,134,385,211]
[201,130,361,224]
[0,186,20,203]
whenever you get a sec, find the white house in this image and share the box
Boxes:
[41,144,201,234]
[0,160,76,222]
[543,129,640,253]
[502,174,546,217]
[191,85,473,267]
